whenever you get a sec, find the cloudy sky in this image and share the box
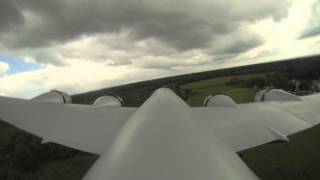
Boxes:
[0,0,319,98]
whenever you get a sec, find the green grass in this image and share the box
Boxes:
[36,155,97,180]
[182,76,235,89]
[241,125,320,180]
[0,119,99,180]
[182,73,264,106]
[186,86,257,106]
[0,121,20,138]
[182,73,265,90]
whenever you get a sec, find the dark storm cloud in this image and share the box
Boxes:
[226,41,261,54]
[208,27,264,55]
[8,0,229,50]
[213,54,238,62]
[0,0,24,32]
[2,0,288,51]
[213,36,263,55]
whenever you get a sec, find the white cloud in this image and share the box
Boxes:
[251,0,314,43]
[0,62,178,98]
[0,61,9,76]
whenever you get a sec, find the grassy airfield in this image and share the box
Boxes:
[182,74,261,106]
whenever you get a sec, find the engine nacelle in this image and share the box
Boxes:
[255,88,301,102]
[92,95,124,107]
[32,90,72,103]
[203,94,238,108]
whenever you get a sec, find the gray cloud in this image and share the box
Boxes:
[208,26,264,55]
[31,52,66,66]
[219,40,262,54]
[132,52,211,70]
[212,53,239,62]
[0,0,291,69]
[300,28,320,39]
[0,0,24,32]
[299,1,320,39]
[2,0,288,50]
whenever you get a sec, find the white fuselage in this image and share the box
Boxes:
[83,88,258,180]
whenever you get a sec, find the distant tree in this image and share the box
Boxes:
[228,77,244,86]
[250,77,266,88]
[181,88,194,100]
[241,76,266,89]
[0,124,80,179]
[263,72,295,90]
[299,79,313,90]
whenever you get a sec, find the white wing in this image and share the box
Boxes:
[0,96,136,154]
[1,92,319,154]
[192,94,320,152]
[1,88,319,180]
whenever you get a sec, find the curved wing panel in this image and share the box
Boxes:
[191,94,320,152]
[0,96,136,155]
[269,94,320,125]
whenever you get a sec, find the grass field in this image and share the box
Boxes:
[182,74,262,106]
[181,73,264,90]
[36,155,97,180]
[242,124,320,180]
[186,86,257,106]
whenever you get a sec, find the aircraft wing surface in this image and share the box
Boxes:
[192,94,320,152]
[1,92,320,154]
[0,96,136,154]
[1,89,320,180]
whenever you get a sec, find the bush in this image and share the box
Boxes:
[0,125,79,177]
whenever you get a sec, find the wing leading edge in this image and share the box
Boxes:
[192,94,320,152]
[0,90,319,154]
[0,96,136,154]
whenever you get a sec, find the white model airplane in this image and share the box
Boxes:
[0,87,319,180]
